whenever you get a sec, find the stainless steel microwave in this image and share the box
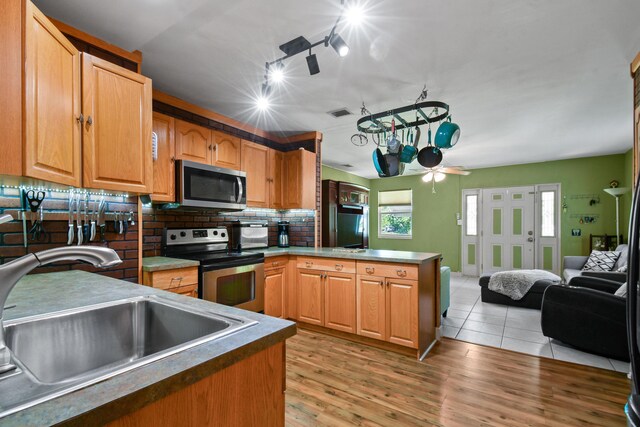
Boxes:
[176,160,247,210]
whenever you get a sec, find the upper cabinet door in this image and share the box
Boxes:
[175,120,211,164]
[151,112,175,202]
[24,2,81,186]
[211,131,241,170]
[241,140,269,208]
[269,149,284,209]
[81,53,152,193]
[283,149,317,210]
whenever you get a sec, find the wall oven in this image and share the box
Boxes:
[176,160,246,211]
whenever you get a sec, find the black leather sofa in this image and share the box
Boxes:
[540,276,628,361]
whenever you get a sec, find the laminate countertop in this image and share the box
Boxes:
[141,256,199,272]
[0,270,296,426]
[250,247,441,264]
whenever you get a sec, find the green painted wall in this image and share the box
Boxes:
[368,154,630,272]
[321,165,371,188]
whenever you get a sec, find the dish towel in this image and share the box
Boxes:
[488,270,561,300]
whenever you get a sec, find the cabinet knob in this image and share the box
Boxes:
[365,267,374,274]
[212,145,217,151]
[170,157,175,163]
[378,281,384,287]
[208,145,212,151]
[86,116,93,125]
[76,114,84,124]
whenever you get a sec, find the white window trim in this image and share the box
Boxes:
[378,191,413,239]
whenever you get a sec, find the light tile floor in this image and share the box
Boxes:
[443,275,629,373]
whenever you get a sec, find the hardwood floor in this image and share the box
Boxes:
[285,329,630,426]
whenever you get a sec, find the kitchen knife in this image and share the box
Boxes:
[67,191,75,245]
[89,200,96,242]
[98,196,106,242]
[76,194,83,245]
[83,194,90,243]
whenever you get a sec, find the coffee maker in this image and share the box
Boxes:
[277,221,289,248]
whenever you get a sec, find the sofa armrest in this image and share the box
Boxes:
[541,285,628,360]
[567,276,624,293]
[581,270,627,283]
[563,256,588,270]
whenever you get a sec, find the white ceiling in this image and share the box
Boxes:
[34,0,640,178]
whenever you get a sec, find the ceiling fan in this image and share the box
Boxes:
[410,165,471,193]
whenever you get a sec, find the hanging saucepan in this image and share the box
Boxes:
[435,116,461,149]
[387,119,401,154]
[372,148,389,177]
[399,127,421,163]
[417,127,443,168]
[385,147,403,177]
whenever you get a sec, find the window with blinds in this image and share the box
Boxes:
[378,189,412,239]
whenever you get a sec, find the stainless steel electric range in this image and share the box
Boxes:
[162,227,264,312]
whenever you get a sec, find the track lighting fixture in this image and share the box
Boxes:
[256,0,364,109]
[306,52,320,75]
[329,33,349,57]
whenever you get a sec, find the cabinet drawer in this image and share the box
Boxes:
[357,261,418,280]
[169,283,198,298]
[265,256,289,271]
[297,257,356,273]
[148,267,198,290]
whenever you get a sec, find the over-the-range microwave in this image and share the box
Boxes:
[176,160,247,211]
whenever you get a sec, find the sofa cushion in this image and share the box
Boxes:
[563,268,582,284]
[615,282,628,297]
[615,244,629,271]
[582,250,621,272]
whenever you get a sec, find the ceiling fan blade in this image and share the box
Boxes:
[439,167,471,176]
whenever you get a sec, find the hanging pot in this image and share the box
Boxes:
[417,146,443,168]
[417,127,443,168]
[372,148,388,177]
[434,118,460,149]
[399,127,421,163]
[385,153,401,177]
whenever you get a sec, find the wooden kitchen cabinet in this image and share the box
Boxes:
[356,275,386,341]
[296,268,324,326]
[283,149,317,210]
[265,267,286,318]
[1,0,82,186]
[269,149,284,209]
[386,278,419,348]
[142,267,199,298]
[211,131,241,170]
[151,112,175,202]
[324,272,357,334]
[82,53,152,193]
[175,119,212,164]
[241,140,269,207]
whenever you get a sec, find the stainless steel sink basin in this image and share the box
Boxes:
[0,295,257,417]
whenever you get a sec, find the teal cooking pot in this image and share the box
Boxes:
[399,127,420,163]
[435,120,460,149]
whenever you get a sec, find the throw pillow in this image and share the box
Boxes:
[615,282,628,298]
[582,250,621,272]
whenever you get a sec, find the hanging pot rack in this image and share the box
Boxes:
[356,100,450,134]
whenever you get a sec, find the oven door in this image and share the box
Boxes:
[202,263,264,312]
[177,160,246,210]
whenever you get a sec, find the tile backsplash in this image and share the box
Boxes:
[0,186,139,281]
[141,207,316,257]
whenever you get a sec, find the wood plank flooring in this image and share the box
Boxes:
[285,329,630,426]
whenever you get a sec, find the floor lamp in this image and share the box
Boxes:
[603,187,630,243]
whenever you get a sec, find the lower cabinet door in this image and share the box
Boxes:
[386,278,419,348]
[356,275,386,341]
[296,268,324,326]
[265,268,285,318]
[324,272,356,333]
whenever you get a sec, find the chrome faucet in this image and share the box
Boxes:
[0,244,122,375]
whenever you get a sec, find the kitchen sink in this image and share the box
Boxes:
[0,295,257,417]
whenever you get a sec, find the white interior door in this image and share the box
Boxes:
[481,187,535,274]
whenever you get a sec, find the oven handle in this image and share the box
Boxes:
[236,177,244,203]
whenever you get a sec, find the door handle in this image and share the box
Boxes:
[236,177,243,203]
[335,264,343,271]
[365,267,374,274]
[396,269,407,277]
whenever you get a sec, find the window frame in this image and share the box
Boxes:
[378,190,413,239]
[540,190,556,238]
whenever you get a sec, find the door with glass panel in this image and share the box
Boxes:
[481,187,535,274]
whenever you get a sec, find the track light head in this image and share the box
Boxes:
[306,53,320,75]
[329,33,349,57]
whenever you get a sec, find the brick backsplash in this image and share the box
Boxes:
[0,187,139,282]
[141,207,316,257]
